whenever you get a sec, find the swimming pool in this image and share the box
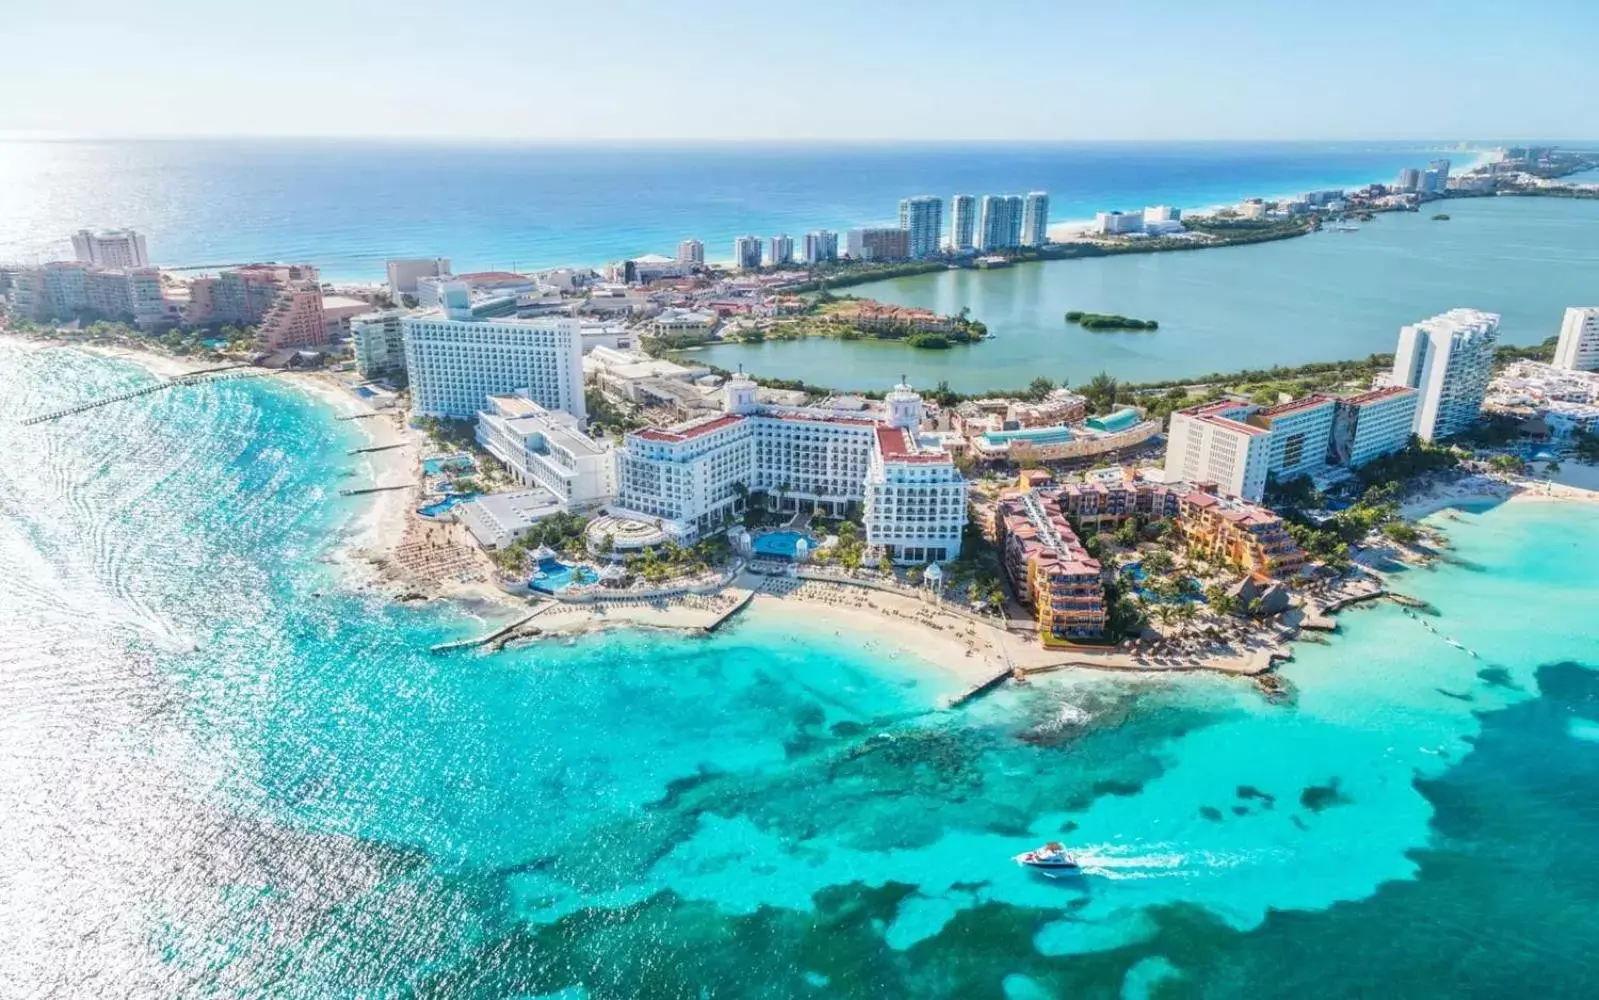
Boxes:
[753,530,816,560]
[530,557,599,593]
[417,492,478,519]
[422,453,474,476]
[1122,562,1206,602]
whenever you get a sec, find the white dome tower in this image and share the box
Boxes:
[724,367,759,415]
[884,376,925,430]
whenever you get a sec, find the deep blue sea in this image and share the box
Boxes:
[0,140,1470,281]
[5,340,1599,997]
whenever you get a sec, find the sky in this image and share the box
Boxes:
[4,0,1597,141]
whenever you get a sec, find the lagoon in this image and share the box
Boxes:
[698,196,1599,392]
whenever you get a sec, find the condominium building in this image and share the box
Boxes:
[385,257,450,299]
[1175,488,1306,579]
[734,235,764,271]
[1246,396,1337,483]
[350,310,407,379]
[70,228,149,269]
[898,195,945,258]
[1553,306,1599,372]
[186,263,320,329]
[402,283,585,419]
[1163,400,1273,501]
[476,392,617,508]
[1144,206,1181,223]
[11,261,176,329]
[803,230,838,264]
[1020,192,1050,247]
[767,234,794,267]
[1327,386,1419,468]
[978,195,1024,250]
[949,194,977,252]
[1391,308,1500,441]
[845,227,911,261]
[1396,167,1422,193]
[612,377,966,562]
[1421,158,1452,195]
[997,490,1106,640]
[676,239,705,267]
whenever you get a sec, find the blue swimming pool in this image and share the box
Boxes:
[753,530,817,560]
[417,492,478,519]
[530,557,598,594]
[422,453,474,476]
[1122,562,1206,603]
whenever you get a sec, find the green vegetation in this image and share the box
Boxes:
[1493,335,1558,365]
[906,333,951,349]
[412,416,478,452]
[584,386,646,437]
[783,261,950,294]
[1065,310,1158,332]
[1574,430,1599,464]
[1432,213,1451,221]
[487,511,593,572]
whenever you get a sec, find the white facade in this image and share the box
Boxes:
[458,489,568,550]
[1553,306,1599,372]
[1251,397,1337,482]
[1095,210,1145,235]
[350,310,407,379]
[1020,192,1050,247]
[402,306,585,420]
[1144,205,1180,223]
[1391,308,1500,441]
[767,234,794,267]
[70,228,149,269]
[949,194,977,251]
[477,393,616,507]
[978,195,1024,250]
[613,378,966,561]
[898,196,945,258]
[1329,387,1419,468]
[1396,167,1422,193]
[803,230,838,264]
[676,239,705,266]
[385,257,450,298]
[1164,401,1272,501]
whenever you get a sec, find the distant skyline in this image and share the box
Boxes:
[5,0,1599,141]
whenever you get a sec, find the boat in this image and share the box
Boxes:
[1332,223,1360,232]
[1014,842,1080,873]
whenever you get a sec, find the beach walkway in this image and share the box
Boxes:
[19,366,274,425]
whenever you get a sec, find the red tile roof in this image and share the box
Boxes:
[874,426,951,463]
[633,413,745,443]
[1337,385,1417,407]
[1257,396,1336,419]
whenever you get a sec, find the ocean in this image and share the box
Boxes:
[4,341,1599,997]
[0,139,1466,281]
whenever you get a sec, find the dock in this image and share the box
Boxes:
[703,589,756,633]
[430,605,552,654]
[947,665,1013,708]
[336,411,387,421]
[19,366,274,425]
[347,442,408,455]
[338,483,413,497]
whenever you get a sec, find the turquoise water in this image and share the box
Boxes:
[753,529,817,559]
[4,341,1599,996]
[0,140,1461,280]
[699,196,1599,391]
[419,492,479,518]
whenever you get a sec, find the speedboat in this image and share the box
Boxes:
[1014,842,1080,872]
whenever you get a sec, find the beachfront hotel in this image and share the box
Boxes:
[733,236,763,271]
[898,196,945,259]
[978,195,1024,250]
[1391,308,1500,441]
[8,261,177,330]
[676,239,705,266]
[350,311,406,379]
[1020,192,1050,247]
[1163,400,1273,501]
[70,228,149,269]
[385,257,450,299]
[1553,306,1599,372]
[997,490,1106,640]
[1247,396,1338,483]
[476,393,617,508]
[1174,486,1306,579]
[401,282,584,420]
[766,234,794,267]
[949,195,977,252]
[845,227,911,262]
[1328,386,1419,467]
[802,230,838,264]
[611,376,967,562]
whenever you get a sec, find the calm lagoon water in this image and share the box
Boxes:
[3,342,1599,997]
[699,195,1599,391]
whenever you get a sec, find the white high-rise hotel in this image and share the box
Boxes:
[613,377,967,563]
[401,282,585,420]
[1020,192,1050,247]
[1391,308,1499,441]
[949,195,977,251]
[70,228,149,269]
[898,196,944,258]
[1553,306,1599,372]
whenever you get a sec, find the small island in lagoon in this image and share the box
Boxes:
[1066,310,1160,331]
[1432,213,1451,220]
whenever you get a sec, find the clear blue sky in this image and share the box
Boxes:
[5,0,1596,140]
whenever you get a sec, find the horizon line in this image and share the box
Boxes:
[5,132,1593,146]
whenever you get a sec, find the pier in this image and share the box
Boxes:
[947,664,1014,708]
[347,442,408,455]
[338,483,413,496]
[19,366,274,426]
[430,605,552,654]
[336,412,387,421]
[703,589,756,633]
